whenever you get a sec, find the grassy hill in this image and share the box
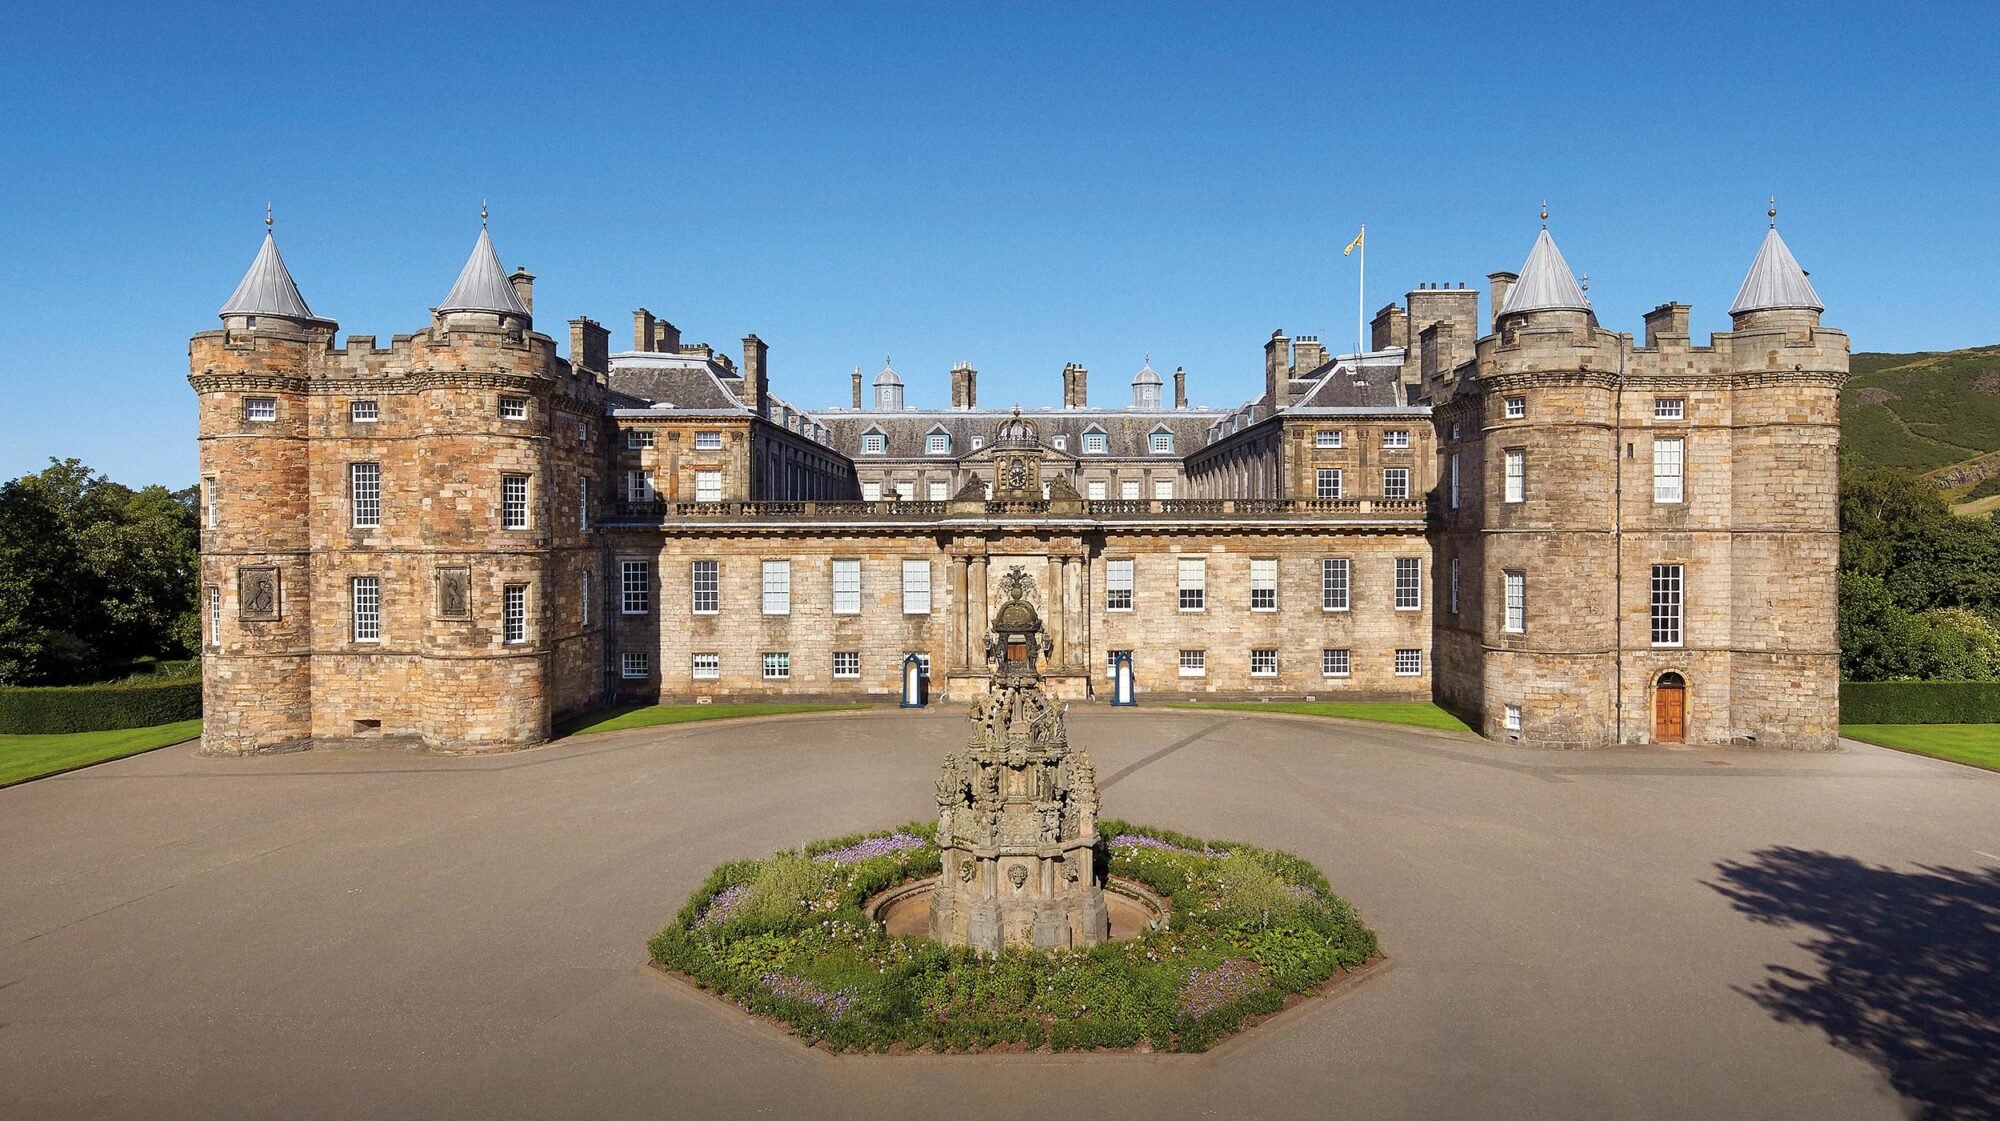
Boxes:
[1841,345,2000,475]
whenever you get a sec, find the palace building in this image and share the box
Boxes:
[190,211,1844,754]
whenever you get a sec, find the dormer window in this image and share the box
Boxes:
[1083,430,1107,454]
[1052,435,1067,451]
[1149,430,1174,455]
[862,431,887,455]
[925,431,951,455]
[971,436,984,450]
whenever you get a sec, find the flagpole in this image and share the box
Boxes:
[1356,223,1366,356]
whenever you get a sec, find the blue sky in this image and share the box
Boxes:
[2,0,1994,487]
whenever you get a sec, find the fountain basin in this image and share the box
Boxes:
[868,874,1170,942]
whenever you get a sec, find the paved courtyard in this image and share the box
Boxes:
[2,708,1996,1120]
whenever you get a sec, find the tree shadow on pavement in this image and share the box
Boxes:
[1709,847,2000,1121]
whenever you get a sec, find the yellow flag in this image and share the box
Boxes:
[1343,225,1365,256]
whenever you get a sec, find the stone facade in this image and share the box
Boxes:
[191,217,1843,754]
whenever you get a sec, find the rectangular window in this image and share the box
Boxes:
[928,481,949,501]
[1395,558,1422,610]
[622,652,651,679]
[627,430,654,449]
[1250,648,1278,677]
[1383,468,1410,500]
[351,400,378,423]
[832,651,860,679]
[208,586,221,648]
[627,470,654,503]
[621,560,651,615]
[578,477,589,532]
[690,652,719,680]
[1504,396,1526,419]
[1178,649,1206,677]
[1153,479,1173,500]
[1177,556,1206,611]
[1052,435,1066,451]
[1250,558,1278,611]
[695,471,722,502]
[1654,398,1685,420]
[581,571,590,627]
[1449,557,1460,615]
[902,560,931,614]
[348,463,380,528]
[1316,468,1342,500]
[1394,648,1422,676]
[499,397,528,421]
[501,474,529,529]
[694,431,722,450]
[1315,429,1343,449]
[862,481,881,502]
[1504,571,1525,633]
[831,559,861,614]
[1105,649,1132,678]
[1321,648,1350,677]
[244,397,276,422]
[351,576,380,642]
[1083,432,1107,454]
[1105,558,1134,611]
[895,482,914,501]
[1504,449,1525,503]
[1321,558,1350,611]
[1383,429,1410,449]
[908,652,931,679]
[1651,563,1684,646]
[762,652,791,680]
[862,433,886,454]
[926,433,949,455]
[1504,704,1522,731]
[691,560,719,614]
[1121,480,1141,500]
[1150,432,1174,454]
[1449,453,1460,509]
[503,584,527,644]
[762,560,791,615]
[1654,437,1684,504]
[1087,480,1107,501]
[203,477,217,529]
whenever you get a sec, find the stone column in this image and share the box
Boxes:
[1078,550,1092,678]
[969,555,989,666]
[952,554,970,670]
[1049,556,1067,668]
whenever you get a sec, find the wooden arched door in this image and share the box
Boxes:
[1654,673,1686,743]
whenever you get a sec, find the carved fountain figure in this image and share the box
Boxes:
[928,566,1108,952]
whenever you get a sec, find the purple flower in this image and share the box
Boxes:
[1178,958,1265,1016]
[1110,834,1229,858]
[813,831,928,866]
[762,972,860,1018]
[696,883,750,928]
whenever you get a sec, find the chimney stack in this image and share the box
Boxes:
[1173,366,1187,409]
[951,361,978,409]
[633,309,655,352]
[852,367,863,410]
[1264,330,1290,408]
[742,334,769,418]
[1292,335,1327,375]
[568,317,609,375]
[1487,272,1518,333]
[508,268,534,316]
[1067,363,1087,408]
[1643,302,1692,348]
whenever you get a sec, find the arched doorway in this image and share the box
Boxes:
[1654,672,1686,743]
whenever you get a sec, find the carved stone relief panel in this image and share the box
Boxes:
[237,565,280,621]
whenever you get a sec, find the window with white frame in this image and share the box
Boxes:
[1153,479,1173,500]
[1650,563,1684,646]
[1121,480,1141,500]
[761,560,790,615]
[578,477,589,532]
[1315,429,1342,449]
[1449,422,1461,441]
[208,586,221,648]
[1316,468,1342,500]
[1504,448,1525,503]
[1504,396,1526,419]
[1449,556,1460,615]
[690,560,718,613]
[1150,431,1174,454]
[901,559,931,614]
[762,652,791,679]
[1504,570,1525,632]
[862,481,881,501]
[501,474,529,529]
[926,432,950,455]
[1395,558,1422,610]
[832,651,860,679]
[695,471,722,502]
[581,571,590,627]
[971,436,985,451]
[351,576,380,642]
[349,463,380,528]
[1087,480,1106,501]
[1449,452,1460,509]
[577,420,589,444]
[1052,435,1066,451]
[351,400,378,423]
[244,396,276,422]
[1504,704,1522,731]
[622,652,650,679]
[1250,558,1278,611]
[831,559,860,614]
[694,431,722,450]
[503,584,527,644]
[1322,558,1350,611]
[1250,648,1278,677]
[1178,649,1206,677]
[1105,558,1133,611]
[1394,648,1422,676]
[1177,556,1206,611]
[1383,468,1410,500]
[691,652,719,680]
[626,469,654,502]
[499,397,528,421]
[1383,429,1410,449]
[1321,648,1350,677]
[621,560,651,614]
[1653,437,1684,504]
[895,481,914,501]
[929,481,949,501]
[1654,398,1685,420]
[908,652,931,679]
[203,477,217,529]
[1105,649,1132,678]
[1083,431,1107,454]
[627,430,654,449]
[862,432,886,454]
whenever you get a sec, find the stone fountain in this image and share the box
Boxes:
[927,566,1109,953]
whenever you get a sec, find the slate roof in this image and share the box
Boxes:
[1498,227,1591,315]
[607,356,746,411]
[819,407,1215,460]
[1729,226,1824,314]
[219,231,322,321]
[438,228,529,316]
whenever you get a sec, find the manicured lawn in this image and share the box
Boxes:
[0,719,203,788]
[1171,701,1474,733]
[1841,724,2000,772]
[555,703,869,738]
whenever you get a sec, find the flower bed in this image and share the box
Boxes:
[647,820,1379,1053]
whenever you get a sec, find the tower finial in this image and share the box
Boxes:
[1540,199,1548,227]
[1768,194,1778,228]
[265,202,273,230]
[481,199,489,228]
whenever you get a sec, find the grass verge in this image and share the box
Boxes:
[1171,701,1473,733]
[0,718,203,788]
[555,703,869,738]
[1840,724,2000,772]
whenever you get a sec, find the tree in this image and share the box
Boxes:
[1839,467,1950,577]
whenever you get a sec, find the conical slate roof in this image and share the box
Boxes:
[219,231,317,320]
[1729,227,1823,314]
[438,228,529,316]
[1498,227,1591,315]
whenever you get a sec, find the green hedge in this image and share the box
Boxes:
[1840,680,2000,724]
[0,678,202,734]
